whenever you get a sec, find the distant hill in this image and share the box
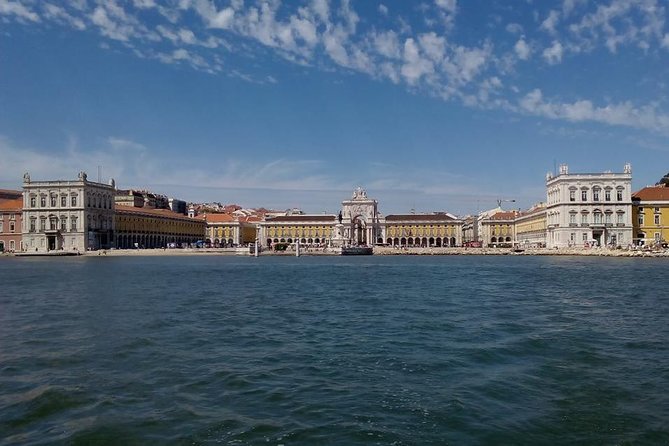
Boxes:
[657,173,669,186]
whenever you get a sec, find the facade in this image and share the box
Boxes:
[545,164,633,248]
[340,187,383,246]
[0,191,22,252]
[632,185,669,246]
[480,211,518,247]
[115,206,206,248]
[22,172,116,252]
[259,214,337,247]
[514,203,547,248]
[382,214,462,247]
[204,213,259,246]
[258,187,462,248]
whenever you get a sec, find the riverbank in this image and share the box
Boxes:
[373,246,669,257]
[3,246,669,258]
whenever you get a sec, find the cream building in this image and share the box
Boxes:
[257,187,462,248]
[22,172,116,252]
[514,203,547,248]
[545,164,633,248]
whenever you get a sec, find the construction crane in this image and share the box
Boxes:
[497,199,516,208]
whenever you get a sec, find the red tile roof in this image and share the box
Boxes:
[385,214,456,222]
[0,198,23,211]
[267,215,336,222]
[115,206,200,222]
[489,211,518,220]
[205,213,236,223]
[632,186,669,201]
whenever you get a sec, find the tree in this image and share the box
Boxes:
[656,173,669,186]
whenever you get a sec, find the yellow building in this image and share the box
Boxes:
[480,211,518,247]
[383,214,462,247]
[514,203,547,248]
[115,206,206,248]
[632,185,669,246]
[259,215,336,247]
[204,213,260,246]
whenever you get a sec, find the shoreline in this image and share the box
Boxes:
[3,246,669,258]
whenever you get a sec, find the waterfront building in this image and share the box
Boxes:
[257,187,462,248]
[22,172,116,252]
[382,214,462,247]
[461,215,478,245]
[258,214,337,247]
[0,190,22,252]
[514,203,547,248]
[545,164,633,248]
[632,185,669,246]
[204,213,260,246]
[115,206,206,248]
[480,211,518,247]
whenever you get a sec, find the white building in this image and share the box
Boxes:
[545,164,633,248]
[22,172,116,252]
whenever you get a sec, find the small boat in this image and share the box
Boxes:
[341,246,373,255]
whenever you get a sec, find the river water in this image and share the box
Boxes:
[1,255,668,445]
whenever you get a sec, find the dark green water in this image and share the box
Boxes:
[1,255,668,445]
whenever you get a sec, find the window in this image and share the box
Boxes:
[617,189,623,201]
[639,213,644,225]
[583,233,588,241]
[655,214,660,225]
[9,222,14,232]
[71,216,77,231]
[570,233,575,242]
[50,195,57,207]
[30,196,36,207]
[593,188,600,201]
[39,218,46,231]
[10,213,15,220]
[61,217,67,231]
[30,218,36,232]
[605,213,611,224]
[569,214,576,224]
[581,214,588,224]
[605,190,611,201]
[61,195,67,207]
[40,195,46,207]
[594,212,602,224]
[0,221,3,232]
[581,190,588,201]
[71,195,77,207]
[655,232,661,241]
[50,217,57,231]
[655,207,660,213]
[569,190,576,202]
[617,213,624,224]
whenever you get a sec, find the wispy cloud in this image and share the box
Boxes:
[1,0,669,133]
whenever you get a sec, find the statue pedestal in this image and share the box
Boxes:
[331,223,346,247]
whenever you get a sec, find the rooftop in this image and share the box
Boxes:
[632,185,669,201]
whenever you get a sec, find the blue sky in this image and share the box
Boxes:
[1,0,669,214]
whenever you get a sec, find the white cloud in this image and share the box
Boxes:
[519,89,669,132]
[401,38,434,85]
[418,32,447,63]
[43,3,85,30]
[505,23,523,34]
[435,0,457,13]
[540,10,560,35]
[372,30,401,59]
[378,4,388,16]
[0,0,39,22]
[542,40,563,64]
[514,37,531,60]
